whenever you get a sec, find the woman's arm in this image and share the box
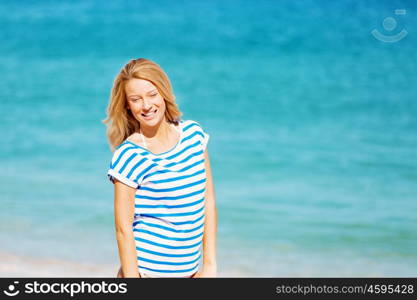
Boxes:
[196,148,218,277]
[113,179,140,278]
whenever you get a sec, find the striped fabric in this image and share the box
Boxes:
[107,119,210,278]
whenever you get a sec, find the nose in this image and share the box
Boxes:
[142,98,152,110]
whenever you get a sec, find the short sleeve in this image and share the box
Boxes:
[201,129,210,151]
[192,120,210,151]
[107,146,141,189]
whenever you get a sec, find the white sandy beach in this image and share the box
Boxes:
[0,251,235,277]
[0,251,119,277]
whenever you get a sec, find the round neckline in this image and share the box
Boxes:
[125,120,184,156]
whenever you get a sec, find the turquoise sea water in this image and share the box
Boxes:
[1,0,416,276]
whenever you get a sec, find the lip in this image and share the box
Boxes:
[141,109,157,120]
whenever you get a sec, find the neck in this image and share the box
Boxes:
[139,118,172,141]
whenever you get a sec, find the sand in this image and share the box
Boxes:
[0,251,232,277]
[0,251,118,277]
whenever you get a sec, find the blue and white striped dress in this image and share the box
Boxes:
[107,119,210,278]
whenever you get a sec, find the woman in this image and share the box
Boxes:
[102,58,217,278]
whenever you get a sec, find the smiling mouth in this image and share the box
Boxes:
[141,109,157,118]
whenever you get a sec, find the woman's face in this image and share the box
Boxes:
[125,78,166,127]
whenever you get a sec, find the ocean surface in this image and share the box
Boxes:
[1,0,416,276]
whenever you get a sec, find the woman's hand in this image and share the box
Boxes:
[192,264,217,278]
[117,266,124,278]
[117,266,141,278]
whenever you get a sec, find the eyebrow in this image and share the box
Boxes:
[127,89,157,98]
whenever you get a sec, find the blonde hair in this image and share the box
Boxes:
[102,58,182,152]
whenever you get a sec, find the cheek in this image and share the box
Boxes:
[155,97,166,111]
[130,104,143,114]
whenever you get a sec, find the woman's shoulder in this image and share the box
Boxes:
[182,119,206,130]
[124,132,145,148]
[113,137,144,154]
[182,119,210,150]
